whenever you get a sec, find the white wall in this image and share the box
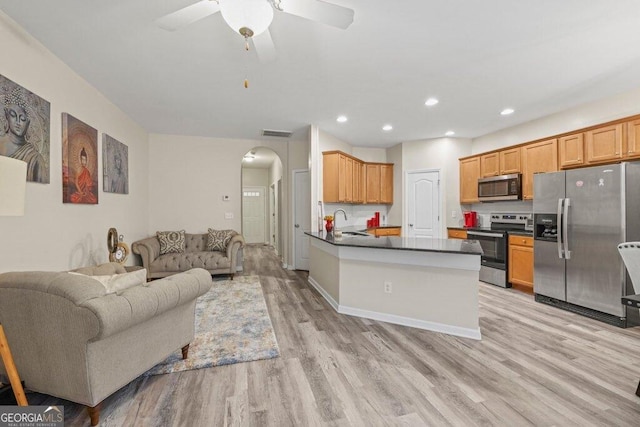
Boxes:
[473,87,640,154]
[402,138,473,229]
[386,143,403,226]
[319,129,352,154]
[0,11,149,272]
[352,147,387,163]
[242,168,269,187]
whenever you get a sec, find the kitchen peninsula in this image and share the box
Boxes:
[305,232,483,339]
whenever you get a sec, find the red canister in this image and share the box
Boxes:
[463,211,477,228]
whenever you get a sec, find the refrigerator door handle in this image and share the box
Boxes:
[563,198,571,259]
[557,198,564,259]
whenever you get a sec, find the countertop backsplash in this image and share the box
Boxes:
[323,203,390,228]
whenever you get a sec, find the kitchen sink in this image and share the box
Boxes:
[340,230,371,237]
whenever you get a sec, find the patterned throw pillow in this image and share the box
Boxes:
[157,230,186,255]
[207,229,236,251]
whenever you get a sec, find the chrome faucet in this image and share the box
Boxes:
[333,209,347,230]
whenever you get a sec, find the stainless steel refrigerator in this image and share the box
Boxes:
[533,162,640,327]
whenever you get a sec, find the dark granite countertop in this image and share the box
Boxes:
[365,225,401,230]
[305,231,483,256]
[508,230,534,237]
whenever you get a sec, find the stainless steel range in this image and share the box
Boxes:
[467,213,532,288]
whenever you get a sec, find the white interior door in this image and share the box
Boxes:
[242,186,267,244]
[294,170,310,270]
[406,170,441,238]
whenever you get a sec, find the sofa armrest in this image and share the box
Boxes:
[132,237,161,272]
[82,268,212,340]
[227,234,245,268]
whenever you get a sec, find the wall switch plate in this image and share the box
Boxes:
[225,212,234,219]
[222,195,230,201]
[452,210,457,218]
[384,281,392,293]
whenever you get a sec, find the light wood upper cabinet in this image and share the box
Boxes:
[365,163,381,203]
[480,152,500,177]
[585,123,623,164]
[459,156,481,204]
[522,139,558,200]
[626,119,640,159]
[344,157,353,202]
[323,152,359,203]
[352,160,364,203]
[500,147,521,174]
[324,151,393,205]
[380,164,394,204]
[363,163,394,205]
[559,133,584,169]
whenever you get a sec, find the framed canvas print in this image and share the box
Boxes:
[0,74,51,183]
[102,134,128,194]
[62,113,98,204]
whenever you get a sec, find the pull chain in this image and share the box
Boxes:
[244,35,250,89]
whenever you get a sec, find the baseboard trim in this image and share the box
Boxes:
[338,305,482,340]
[307,276,339,312]
[307,277,481,340]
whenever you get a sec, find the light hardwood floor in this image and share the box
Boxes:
[25,244,640,426]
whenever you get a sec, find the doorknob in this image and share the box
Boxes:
[409,224,414,227]
[295,224,300,228]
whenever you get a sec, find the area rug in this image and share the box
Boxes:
[144,275,279,376]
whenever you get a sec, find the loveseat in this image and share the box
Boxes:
[0,262,212,426]
[132,231,244,281]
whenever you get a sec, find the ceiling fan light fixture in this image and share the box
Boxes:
[219,0,274,37]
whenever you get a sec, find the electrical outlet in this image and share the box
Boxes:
[452,210,457,218]
[225,212,234,219]
[384,281,392,293]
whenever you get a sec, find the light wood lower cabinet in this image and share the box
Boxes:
[368,227,401,237]
[508,235,533,289]
[447,229,468,239]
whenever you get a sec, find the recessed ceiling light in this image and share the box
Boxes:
[425,98,439,106]
[336,115,348,123]
[445,131,455,136]
[500,108,515,115]
[382,124,393,131]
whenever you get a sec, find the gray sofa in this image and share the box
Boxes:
[0,263,212,426]
[132,232,244,280]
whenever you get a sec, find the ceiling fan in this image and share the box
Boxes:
[156,0,355,62]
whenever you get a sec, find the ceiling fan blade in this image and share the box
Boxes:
[156,0,221,31]
[253,29,277,63]
[280,0,355,30]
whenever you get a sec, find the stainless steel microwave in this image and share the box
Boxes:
[478,174,522,202]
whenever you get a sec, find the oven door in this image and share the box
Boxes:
[467,230,506,269]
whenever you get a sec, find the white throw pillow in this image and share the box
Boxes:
[70,269,147,295]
